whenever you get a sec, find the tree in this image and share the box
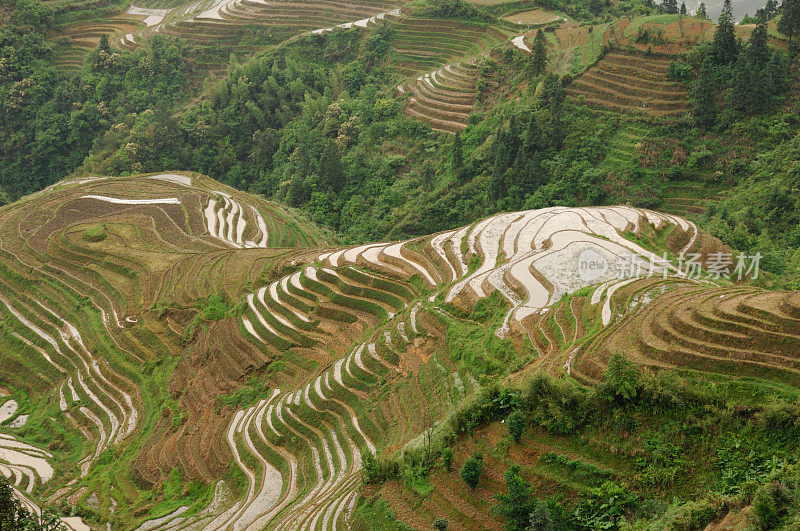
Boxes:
[531,30,548,76]
[600,353,642,403]
[515,112,546,194]
[692,58,718,129]
[748,19,772,70]
[527,501,554,530]
[506,409,527,443]
[495,465,536,530]
[729,19,783,114]
[460,453,483,489]
[539,74,565,109]
[767,50,790,95]
[778,0,800,41]
[728,53,753,111]
[452,132,463,180]
[745,20,775,113]
[99,34,110,53]
[765,0,779,19]
[697,2,707,18]
[319,140,343,192]
[490,129,514,201]
[663,0,678,15]
[713,0,739,64]
[362,450,399,483]
[0,477,64,530]
[680,2,687,15]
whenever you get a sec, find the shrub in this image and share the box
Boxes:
[524,374,588,435]
[460,453,483,489]
[432,517,449,530]
[449,386,521,435]
[402,463,433,496]
[362,451,400,484]
[667,60,693,82]
[506,409,527,443]
[12,0,53,29]
[198,294,231,321]
[751,480,792,529]
[441,447,453,471]
[414,0,491,22]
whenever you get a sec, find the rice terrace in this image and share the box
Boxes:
[3,0,800,526]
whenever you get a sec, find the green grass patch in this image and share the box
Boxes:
[81,224,107,242]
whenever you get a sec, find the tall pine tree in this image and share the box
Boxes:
[531,29,548,76]
[767,50,789,95]
[712,0,739,64]
[730,19,778,113]
[778,0,800,41]
[697,2,708,18]
[663,0,678,15]
[490,130,510,202]
[747,19,771,70]
[680,2,687,15]
[452,132,463,180]
[692,58,719,129]
[320,140,343,192]
[728,53,753,111]
[765,0,778,18]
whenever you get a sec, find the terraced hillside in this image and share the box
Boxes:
[390,18,511,77]
[400,61,478,132]
[49,11,150,69]
[0,172,326,526]
[391,18,513,132]
[566,51,688,116]
[6,172,793,528]
[150,0,403,49]
[578,284,800,386]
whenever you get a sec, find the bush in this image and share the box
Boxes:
[402,465,432,496]
[751,480,792,529]
[362,451,400,484]
[12,0,53,29]
[432,517,449,530]
[460,453,483,489]
[667,60,693,82]
[524,374,589,435]
[449,386,521,435]
[441,447,453,471]
[506,409,527,443]
[198,294,232,321]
